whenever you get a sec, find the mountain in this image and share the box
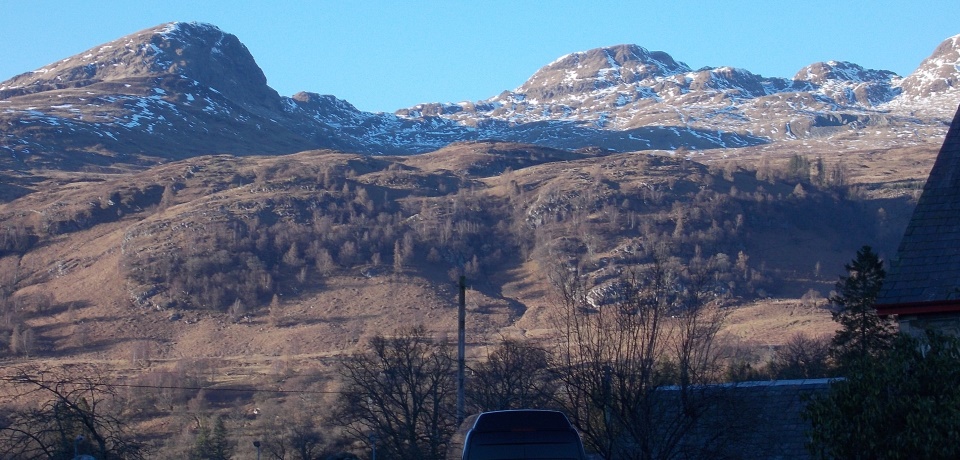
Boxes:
[400,35,960,150]
[900,34,960,97]
[404,38,959,143]
[890,34,960,118]
[1,22,952,447]
[0,22,368,168]
[793,61,900,107]
[3,23,958,174]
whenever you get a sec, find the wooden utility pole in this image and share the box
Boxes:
[457,275,466,424]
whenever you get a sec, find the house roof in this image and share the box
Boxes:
[664,379,834,460]
[876,103,960,313]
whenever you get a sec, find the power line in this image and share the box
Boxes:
[0,376,340,395]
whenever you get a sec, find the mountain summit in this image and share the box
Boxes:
[899,33,960,98]
[1,22,276,106]
[0,22,359,165]
[1,23,959,171]
[518,44,692,98]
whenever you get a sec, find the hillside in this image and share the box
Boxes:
[0,19,951,381]
[0,21,956,455]
[0,139,922,363]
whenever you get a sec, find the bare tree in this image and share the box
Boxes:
[0,365,145,459]
[548,250,730,460]
[768,333,832,380]
[8,323,35,357]
[253,398,326,460]
[334,326,456,460]
[466,338,556,412]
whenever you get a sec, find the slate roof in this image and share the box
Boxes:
[877,103,960,310]
[662,378,833,460]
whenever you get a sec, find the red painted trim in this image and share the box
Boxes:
[875,299,960,316]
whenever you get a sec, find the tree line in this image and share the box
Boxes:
[105,150,899,317]
[1,148,908,331]
[6,245,958,459]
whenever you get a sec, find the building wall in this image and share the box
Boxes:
[898,313,960,337]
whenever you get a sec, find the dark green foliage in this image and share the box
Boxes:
[787,154,811,183]
[191,416,233,460]
[210,417,233,460]
[804,332,960,460]
[191,422,211,460]
[829,245,896,373]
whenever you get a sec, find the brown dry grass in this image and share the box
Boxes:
[0,137,941,450]
[2,138,935,364]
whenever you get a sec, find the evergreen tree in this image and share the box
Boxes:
[814,155,826,188]
[805,332,960,459]
[190,421,211,460]
[210,416,233,460]
[829,246,895,372]
[787,154,811,182]
[191,416,233,460]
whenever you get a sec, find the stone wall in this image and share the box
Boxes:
[898,313,960,337]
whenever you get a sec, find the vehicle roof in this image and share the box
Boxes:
[471,410,574,433]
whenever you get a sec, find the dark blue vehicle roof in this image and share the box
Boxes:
[470,410,574,433]
[462,410,586,460]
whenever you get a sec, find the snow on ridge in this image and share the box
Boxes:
[604,49,621,71]
[546,52,576,67]
[159,22,180,35]
[711,66,755,77]
[159,21,225,38]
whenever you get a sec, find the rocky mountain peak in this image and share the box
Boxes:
[789,61,901,107]
[0,22,276,105]
[292,91,355,109]
[794,60,898,85]
[290,91,367,121]
[684,66,784,100]
[899,34,960,98]
[2,23,959,171]
[514,44,690,99]
[151,22,275,103]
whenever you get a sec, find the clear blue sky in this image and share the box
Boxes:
[1,0,958,113]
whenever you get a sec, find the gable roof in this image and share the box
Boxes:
[876,103,960,314]
[665,379,833,460]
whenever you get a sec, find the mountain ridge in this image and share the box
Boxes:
[1,22,959,173]
[0,23,950,447]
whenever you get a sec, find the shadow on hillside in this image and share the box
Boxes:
[467,267,532,322]
[275,314,376,328]
[472,297,528,321]
[200,385,258,406]
[0,181,37,203]
[39,300,92,318]
[463,119,770,153]
[53,335,173,357]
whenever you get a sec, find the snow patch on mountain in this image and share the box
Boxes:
[888,34,960,117]
[2,23,959,167]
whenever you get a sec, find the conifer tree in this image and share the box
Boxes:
[209,416,233,460]
[829,245,895,372]
[191,416,233,460]
[190,421,211,460]
[805,332,960,459]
